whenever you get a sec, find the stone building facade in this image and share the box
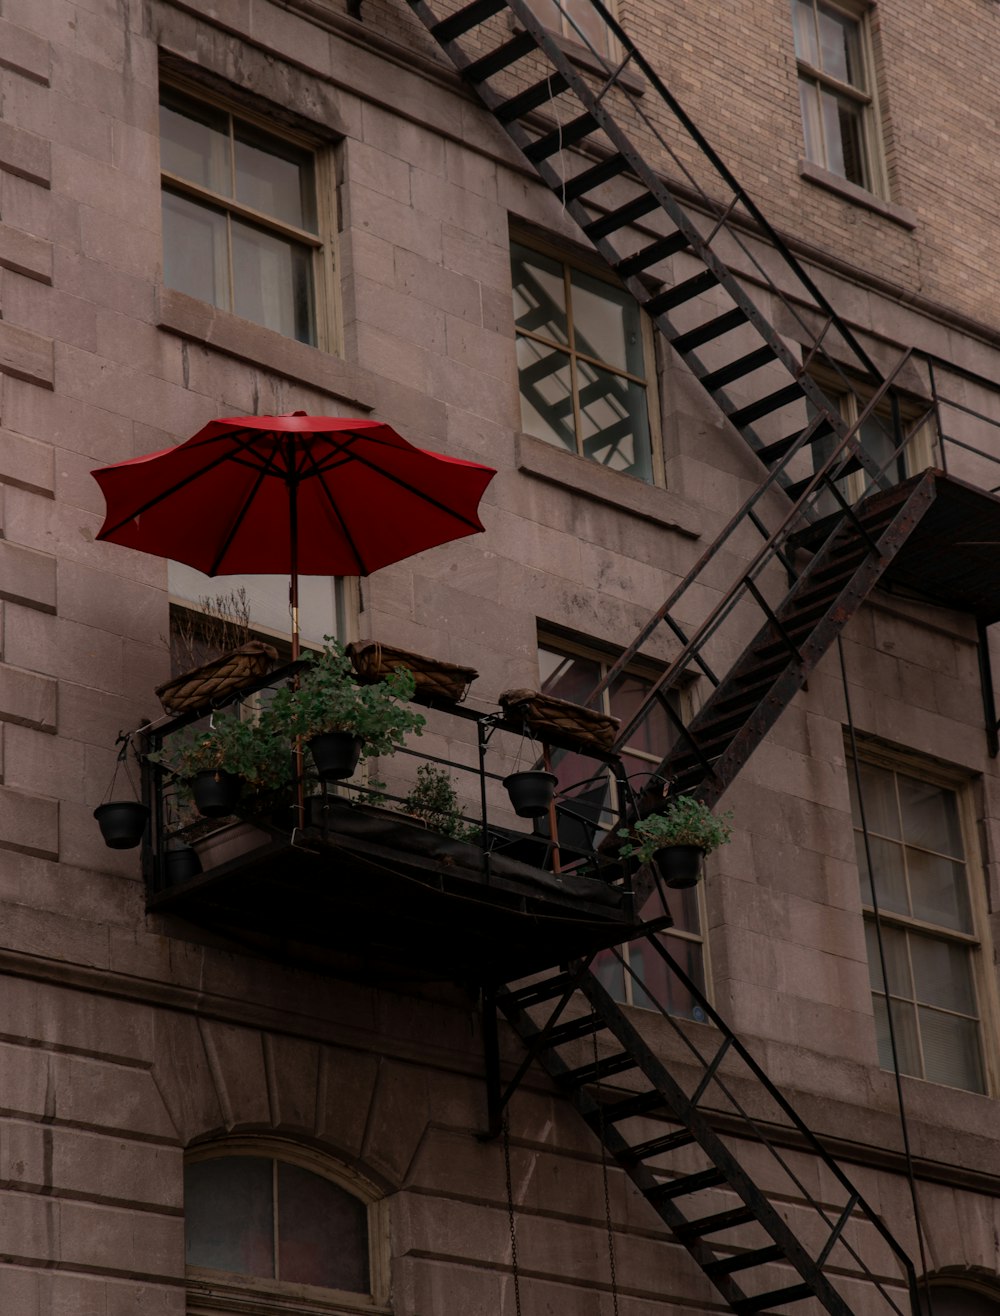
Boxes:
[2,0,1000,1312]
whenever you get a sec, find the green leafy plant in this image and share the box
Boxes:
[618,795,733,864]
[400,763,478,841]
[271,638,425,759]
[150,714,288,794]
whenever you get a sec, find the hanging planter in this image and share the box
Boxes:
[191,769,242,818]
[94,800,149,850]
[308,731,364,782]
[652,844,704,890]
[95,732,148,850]
[503,770,558,819]
[164,840,202,884]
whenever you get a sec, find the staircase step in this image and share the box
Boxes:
[621,1128,696,1163]
[728,382,804,429]
[429,0,506,42]
[646,1167,726,1202]
[701,345,778,393]
[507,972,577,1008]
[464,30,536,81]
[598,1089,666,1122]
[562,154,629,201]
[544,1013,605,1047]
[703,1244,786,1278]
[672,307,749,355]
[755,417,835,466]
[645,269,718,316]
[616,232,689,278]
[732,1282,816,1313]
[525,112,598,161]
[673,1204,756,1240]
[564,1050,637,1086]
[496,73,569,122]
[584,192,661,241]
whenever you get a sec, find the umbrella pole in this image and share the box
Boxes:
[289,472,305,828]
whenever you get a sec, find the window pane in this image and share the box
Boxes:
[235,125,317,232]
[232,219,315,344]
[821,88,867,186]
[571,269,645,376]
[898,775,964,856]
[162,190,230,310]
[185,1157,274,1277]
[910,933,976,1014]
[792,0,819,65]
[610,671,671,759]
[277,1163,369,1291]
[864,920,911,999]
[848,761,899,838]
[873,995,920,1077]
[629,934,707,1021]
[907,849,971,932]
[799,79,824,166]
[577,361,651,479]
[855,832,908,915]
[511,245,569,345]
[817,3,859,84]
[517,337,576,450]
[160,91,231,194]
[539,646,602,705]
[592,947,627,1001]
[560,0,610,54]
[919,1008,984,1093]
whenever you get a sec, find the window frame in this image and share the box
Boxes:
[521,0,620,60]
[792,0,889,201]
[537,631,710,1017]
[159,75,339,352]
[511,233,664,487]
[848,741,1000,1097]
[184,1139,391,1316]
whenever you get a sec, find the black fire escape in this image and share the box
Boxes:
[400,0,1000,1311]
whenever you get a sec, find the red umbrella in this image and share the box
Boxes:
[92,413,496,657]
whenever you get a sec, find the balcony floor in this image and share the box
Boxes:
[148,804,641,982]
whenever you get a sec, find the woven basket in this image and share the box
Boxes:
[499,688,620,753]
[156,640,279,715]
[347,640,477,704]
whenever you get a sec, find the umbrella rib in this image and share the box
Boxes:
[305,437,487,533]
[205,440,287,576]
[97,427,276,538]
[300,442,371,575]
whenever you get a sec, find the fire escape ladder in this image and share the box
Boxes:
[405,0,898,500]
[496,938,920,1315]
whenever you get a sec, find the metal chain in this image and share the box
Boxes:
[502,1112,523,1316]
[592,1026,620,1316]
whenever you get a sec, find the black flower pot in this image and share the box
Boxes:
[308,731,363,782]
[503,770,558,819]
[164,842,202,884]
[653,844,705,889]
[191,769,242,818]
[94,800,149,850]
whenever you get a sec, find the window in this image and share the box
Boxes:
[849,753,989,1094]
[792,0,883,194]
[185,1145,388,1314]
[511,241,656,483]
[808,376,937,507]
[537,636,708,1020]
[525,0,614,57]
[160,84,327,345]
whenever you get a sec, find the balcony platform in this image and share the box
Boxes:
[147,803,641,983]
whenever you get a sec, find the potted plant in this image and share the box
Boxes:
[400,764,478,841]
[151,714,288,818]
[618,794,733,888]
[503,769,558,819]
[272,639,425,781]
[94,736,149,849]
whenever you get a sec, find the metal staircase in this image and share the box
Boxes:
[403,1,925,1309]
[496,934,919,1315]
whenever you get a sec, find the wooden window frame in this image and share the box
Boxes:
[159,75,339,352]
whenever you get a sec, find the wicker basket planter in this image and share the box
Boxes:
[499,689,620,754]
[155,641,279,715]
[347,640,477,704]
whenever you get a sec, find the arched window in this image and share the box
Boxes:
[921,1280,1000,1315]
[185,1142,389,1314]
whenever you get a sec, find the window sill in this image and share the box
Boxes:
[516,432,701,538]
[156,288,377,412]
[798,159,916,230]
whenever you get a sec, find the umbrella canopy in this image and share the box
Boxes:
[92,413,496,655]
